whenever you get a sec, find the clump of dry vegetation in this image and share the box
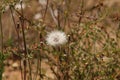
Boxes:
[1,0,120,80]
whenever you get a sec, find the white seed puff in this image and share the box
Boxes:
[46,30,67,46]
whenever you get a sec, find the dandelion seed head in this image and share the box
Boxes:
[46,30,67,46]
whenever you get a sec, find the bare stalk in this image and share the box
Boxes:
[57,6,61,29]
[19,1,27,80]
[10,6,20,41]
[10,6,24,80]
[78,0,84,24]
[43,0,49,22]
[0,14,3,53]
[48,5,58,26]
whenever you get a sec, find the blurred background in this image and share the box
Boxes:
[1,0,120,80]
